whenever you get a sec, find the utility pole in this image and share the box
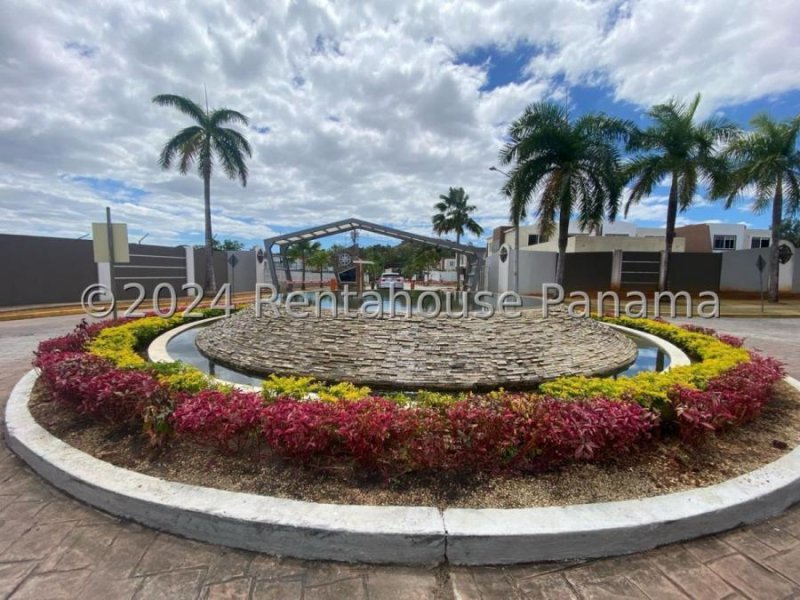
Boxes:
[105,206,118,320]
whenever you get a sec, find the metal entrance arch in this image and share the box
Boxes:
[263,217,486,291]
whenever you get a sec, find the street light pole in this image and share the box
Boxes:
[489,166,519,294]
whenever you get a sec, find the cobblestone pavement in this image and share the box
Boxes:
[1,315,800,599]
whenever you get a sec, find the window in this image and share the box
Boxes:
[750,237,770,249]
[713,235,737,250]
[527,234,541,245]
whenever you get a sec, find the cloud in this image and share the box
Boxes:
[0,0,792,248]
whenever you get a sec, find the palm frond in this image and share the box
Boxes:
[152,94,207,125]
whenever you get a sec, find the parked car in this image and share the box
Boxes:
[378,272,404,290]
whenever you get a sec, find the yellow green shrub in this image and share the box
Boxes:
[88,315,184,368]
[261,374,371,402]
[539,317,750,413]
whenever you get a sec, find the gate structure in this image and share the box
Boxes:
[263,217,486,291]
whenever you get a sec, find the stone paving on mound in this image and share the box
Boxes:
[195,307,638,390]
[1,315,800,599]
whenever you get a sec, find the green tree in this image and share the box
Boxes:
[287,240,321,290]
[715,114,800,302]
[432,187,483,290]
[404,246,440,281]
[624,94,737,291]
[152,93,252,293]
[499,102,630,286]
[779,218,800,248]
[194,236,246,251]
[306,247,332,286]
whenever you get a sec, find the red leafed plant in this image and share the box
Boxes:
[34,319,127,360]
[171,389,267,453]
[529,398,659,465]
[673,354,784,441]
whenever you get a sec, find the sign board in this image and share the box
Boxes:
[92,222,130,263]
[755,255,767,272]
[228,254,239,268]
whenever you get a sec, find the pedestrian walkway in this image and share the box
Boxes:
[1,315,800,599]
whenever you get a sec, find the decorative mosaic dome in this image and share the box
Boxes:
[195,306,637,391]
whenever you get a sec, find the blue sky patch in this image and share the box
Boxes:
[68,175,148,203]
[455,43,541,91]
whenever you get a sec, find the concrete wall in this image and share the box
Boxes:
[671,253,722,292]
[111,243,187,300]
[563,252,612,292]
[0,234,98,307]
[193,248,229,289]
[517,250,557,295]
[226,250,256,294]
[720,247,795,292]
[529,235,685,253]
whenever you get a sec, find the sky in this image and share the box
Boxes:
[1,0,799,249]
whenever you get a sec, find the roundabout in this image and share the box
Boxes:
[2,314,800,596]
[3,310,800,569]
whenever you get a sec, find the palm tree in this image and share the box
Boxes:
[287,240,321,290]
[499,102,630,287]
[432,187,483,290]
[307,247,332,287]
[152,94,252,293]
[715,113,800,302]
[624,94,737,291]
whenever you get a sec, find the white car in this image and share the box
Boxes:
[378,272,404,290]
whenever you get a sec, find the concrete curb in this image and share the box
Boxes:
[5,370,800,565]
[605,322,691,370]
[4,370,445,565]
[147,316,260,391]
[148,318,690,391]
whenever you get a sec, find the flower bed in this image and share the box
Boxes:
[32,314,783,476]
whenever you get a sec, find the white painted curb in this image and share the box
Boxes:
[4,370,445,565]
[149,318,690,391]
[147,316,260,392]
[5,371,800,565]
[605,322,691,370]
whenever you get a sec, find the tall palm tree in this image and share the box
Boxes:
[152,94,252,293]
[624,94,737,291]
[715,113,800,302]
[499,102,630,287]
[432,187,484,290]
[287,240,321,290]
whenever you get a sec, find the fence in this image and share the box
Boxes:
[0,233,264,308]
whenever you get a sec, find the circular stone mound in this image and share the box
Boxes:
[195,307,637,391]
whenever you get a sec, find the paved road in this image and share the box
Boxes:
[1,315,800,599]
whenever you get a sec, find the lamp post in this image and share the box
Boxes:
[489,166,519,294]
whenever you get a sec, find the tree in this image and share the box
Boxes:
[779,218,800,248]
[499,102,630,287]
[194,236,245,251]
[152,93,252,293]
[624,94,737,291]
[432,187,483,290]
[404,246,440,281]
[287,240,321,290]
[715,114,800,302]
[306,247,332,287]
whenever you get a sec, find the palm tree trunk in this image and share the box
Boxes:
[659,174,679,292]
[203,170,217,293]
[300,255,306,291]
[555,206,570,286]
[768,175,783,303]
